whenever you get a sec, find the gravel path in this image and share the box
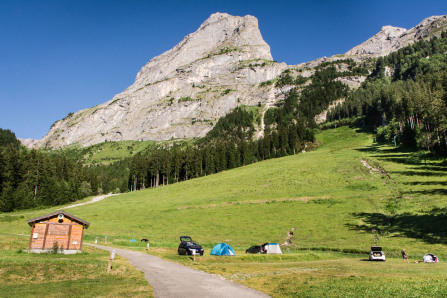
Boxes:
[89,244,270,298]
[65,193,116,209]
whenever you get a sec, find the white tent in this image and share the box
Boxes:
[263,243,283,254]
[423,254,439,263]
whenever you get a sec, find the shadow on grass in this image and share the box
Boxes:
[356,144,382,154]
[408,165,447,172]
[347,208,447,245]
[402,188,447,196]
[402,181,447,186]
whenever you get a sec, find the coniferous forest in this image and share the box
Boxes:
[1,32,447,212]
[327,32,447,155]
[0,129,99,211]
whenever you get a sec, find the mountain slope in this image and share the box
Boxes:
[6,127,447,256]
[35,13,286,149]
[32,13,447,149]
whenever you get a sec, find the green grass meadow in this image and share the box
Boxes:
[1,127,446,296]
[0,234,152,297]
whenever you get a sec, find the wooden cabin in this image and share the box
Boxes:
[27,210,90,254]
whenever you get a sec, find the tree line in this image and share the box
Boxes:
[0,129,102,212]
[128,107,314,190]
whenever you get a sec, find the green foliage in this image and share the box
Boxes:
[205,46,241,59]
[127,103,314,191]
[63,112,74,120]
[0,144,101,212]
[327,32,447,155]
[206,106,256,141]
[267,66,348,130]
[315,58,370,76]
[0,128,21,148]
[275,70,295,87]
[178,96,199,103]
[274,69,310,88]
[259,78,277,86]
[220,88,234,95]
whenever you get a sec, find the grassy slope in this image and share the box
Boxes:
[68,140,154,165]
[1,127,446,296]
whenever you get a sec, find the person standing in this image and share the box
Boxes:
[402,249,409,263]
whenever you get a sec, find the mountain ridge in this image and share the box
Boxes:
[26,13,447,149]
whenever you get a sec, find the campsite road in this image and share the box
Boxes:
[89,244,270,298]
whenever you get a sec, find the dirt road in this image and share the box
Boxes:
[90,244,270,298]
[65,193,115,209]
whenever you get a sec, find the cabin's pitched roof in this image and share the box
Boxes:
[27,210,90,227]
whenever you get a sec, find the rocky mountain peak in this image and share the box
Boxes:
[345,25,407,56]
[346,15,447,57]
[33,13,284,149]
[133,12,272,90]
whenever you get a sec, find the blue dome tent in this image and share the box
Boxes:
[210,243,235,256]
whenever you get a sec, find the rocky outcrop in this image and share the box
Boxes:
[34,13,287,149]
[346,15,447,57]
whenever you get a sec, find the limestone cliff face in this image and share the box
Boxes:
[35,13,286,148]
[346,15,447,57]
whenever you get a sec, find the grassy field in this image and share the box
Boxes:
[55,140,154,165]
[0,234,152,297]
[1,126,446,296]
[147,247,447,297]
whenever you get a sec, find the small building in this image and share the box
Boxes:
[27,210,90,254]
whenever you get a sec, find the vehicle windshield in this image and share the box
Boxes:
[186,241,200,246]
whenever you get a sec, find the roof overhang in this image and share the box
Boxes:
[27,210,90,228]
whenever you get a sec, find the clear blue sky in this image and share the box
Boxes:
[1,0,446,140]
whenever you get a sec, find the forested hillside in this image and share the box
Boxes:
[328,32,447,155]
[126,59,369,190]
[128,106,314,190]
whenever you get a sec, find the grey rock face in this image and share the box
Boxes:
[346,15,447,57]
[35,12,286,149]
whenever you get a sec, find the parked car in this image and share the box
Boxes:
[246,245,265,254]
[178,236,204,256]
[369,246,386,261]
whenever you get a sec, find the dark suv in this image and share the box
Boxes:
[246,245,265,254]
[178,236,204,256]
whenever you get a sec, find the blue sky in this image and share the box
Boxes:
[1,0,446,140]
